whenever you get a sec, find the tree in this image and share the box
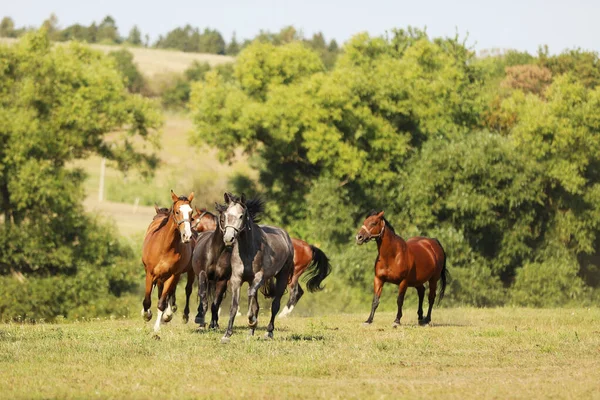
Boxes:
[127,25,142,46]
[0,31,162,319]
[227,32,241,55]
[41,13,60,40]
[108,49,146,93]
[97,15,119,43]
[0,16,16,38]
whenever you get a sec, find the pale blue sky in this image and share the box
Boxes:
[3,0,599,54]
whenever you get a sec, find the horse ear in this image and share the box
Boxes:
[224,192,231,203]
[188,192,194,202]
[241,193,246,204]
[170,190,178,202]
[154,204,160,213]
[377,210,385,218]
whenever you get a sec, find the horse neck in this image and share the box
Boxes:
[161,212,182,247]
[238,219,261,250]
[376,222,404,253]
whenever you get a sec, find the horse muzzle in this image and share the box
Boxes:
[355,234,366,245]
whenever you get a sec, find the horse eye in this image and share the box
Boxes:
[238,215,243,219]
[370,222,376,227]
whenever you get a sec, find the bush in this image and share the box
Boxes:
[511,258,588,307]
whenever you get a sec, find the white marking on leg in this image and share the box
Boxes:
[154,310,163,332]
[279,306,290,318]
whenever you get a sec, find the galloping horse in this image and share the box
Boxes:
[220,193,294,343]
[355,210,447,326]
[141,191,194,333]
[191,205,232,330]
[279,238,331,317]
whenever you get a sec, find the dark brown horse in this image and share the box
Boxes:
[279,238,331,317]
[142,191,194,333]
[356,210,447,326]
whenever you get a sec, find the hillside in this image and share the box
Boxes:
[0,37,234,77]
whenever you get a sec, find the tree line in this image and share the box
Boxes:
[0,14,340,65]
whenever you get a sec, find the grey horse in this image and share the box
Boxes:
[219,193,294,343]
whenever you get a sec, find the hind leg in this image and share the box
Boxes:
[421,280,437,325]
[416,285,425,322]
[393,280,408,328]
[265,271,289,340]
[183,268,194,323]
[194,271,209,328]
[209,279,227,329]
[163,274,180,323]
[280,282,304,318]
[141,271,154,321]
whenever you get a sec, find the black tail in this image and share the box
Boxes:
[435,239,448,302]
[305,245,332,292]
[207,279,216,303]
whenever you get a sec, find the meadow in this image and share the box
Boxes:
[0,308,598,399]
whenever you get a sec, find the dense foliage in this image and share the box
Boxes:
[0,32,162,320]
[191,28,600,306]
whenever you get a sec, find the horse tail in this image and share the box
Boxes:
[435,239,448,303]
[260,277,276,298]
[207,279,216,304]
[305,245,332,292]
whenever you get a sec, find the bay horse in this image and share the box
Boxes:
[220,193,294,343]
[141,190,194,333]
[355,210,447,326]
[278,238,331,317]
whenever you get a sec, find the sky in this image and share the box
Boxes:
[3,0,600,54]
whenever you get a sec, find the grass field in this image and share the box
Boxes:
[0,308,598,399]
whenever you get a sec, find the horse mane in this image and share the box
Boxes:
[366,209,396,233]
[246,197,265,224]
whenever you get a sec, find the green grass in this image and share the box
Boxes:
[1,308,598,399]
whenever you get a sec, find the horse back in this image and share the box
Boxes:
[406,237,445,282]
[291,238,312,270]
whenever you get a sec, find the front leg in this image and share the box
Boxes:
[364,276,384,325]
[222,277,241,343]
[393,279,409,328]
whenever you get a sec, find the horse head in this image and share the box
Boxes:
[192,207,217,232]
[170,190,195,244]
[220,192,248,247]
[356,210,386,245]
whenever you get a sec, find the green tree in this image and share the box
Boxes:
[227,32,241,55]
[108,49,146,93]
[97,15,119,43]
[0,16,16,38]
[0,31,162,320]
[127,25,142,46]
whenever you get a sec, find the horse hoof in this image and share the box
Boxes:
[248,318,258,329]
[362,321,372,326]
[194,315,204,325]
[221,336,230,344]
[419,319,431,326]
[264,332,273,340]
[183,315,189,324]
[162,313,173,323]
[392,322,400,328]
[171,304,178,313]
[142,309,152,322]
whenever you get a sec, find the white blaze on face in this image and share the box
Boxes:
[178,204,193,241]
[223,203,245,245]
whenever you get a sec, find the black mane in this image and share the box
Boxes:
[366,209,396,233]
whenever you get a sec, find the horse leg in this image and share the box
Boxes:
[393,280,409,328]
[265,270,289,340]
[194,271,208,328]
[209,279,227,329]
[222,277,241,343]
[183,268,194,323]
[248,293,259,336]
[141,271,153,321]
[247,271,264,331]
[364,276,384,325]
[163,274,180,323]
[154,274,177,333]
[280,279,304,318]
[421,279,438,326]
[416,285,425,322]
